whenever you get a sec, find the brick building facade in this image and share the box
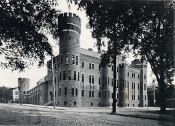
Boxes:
[27,12,148,107]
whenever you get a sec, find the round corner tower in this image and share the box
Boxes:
[118,63,128,107]
[58,12,81,107]
[18,78,30,93]
[18,78,30,103]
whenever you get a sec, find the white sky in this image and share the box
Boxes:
[0,0,155,89]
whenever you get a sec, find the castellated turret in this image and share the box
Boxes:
[101,65,110,107]
[57,13,81,107]
[118,63,128,107]
[132,59,148,107]
[18,78,30,103]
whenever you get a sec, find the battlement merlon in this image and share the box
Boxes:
[58,12,81,27]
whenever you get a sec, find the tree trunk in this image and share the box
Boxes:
[112,54,117,113]
[159,79,166,111]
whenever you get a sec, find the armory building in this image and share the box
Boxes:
[25,13,148,107]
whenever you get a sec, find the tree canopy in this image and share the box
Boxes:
[79,0,174,111]
[0,0,59,71]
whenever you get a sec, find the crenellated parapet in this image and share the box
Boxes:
[58,12,81,35]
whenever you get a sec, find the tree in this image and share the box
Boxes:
[0,0,59,71]
[79,0,174,111]
[79,0,136,113]
[0,86,12,102]
[130,1,174,111]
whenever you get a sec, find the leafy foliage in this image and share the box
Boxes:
[0,0,59,71]
[0,86,12,102]
[79,0,174,111]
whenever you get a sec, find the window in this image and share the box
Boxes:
[92,91,94,97]
[54,76,56,84]
[76,56,78,65]
[91,102,93,106]
[92,64,94,69]
[138,83,140,90]
[82,74,84,82]
[60,71,62,81]
[144,74,146,79]
[72,55,75,64]
[108,77,109,85]
[68,70,71,80]
[99,91,101,97]
[72,88,74,96]
[65,88,67,95]
[89,91,91,97]
[117,67,118,72]
[60,55,63,64]
[82,61,84,67]
[145,95,147,100]
[82,90,84,96]
[99,77,100,85]
[138,95,140,100]
[55,64,57,70]
[63,71,66,80]
[132,82,133,89]
[76,88,78,96]
[15,91,18,95]
[92,75,94,84]
[74,101,76,106]
[99,65,101,71]
[65,53,69,64]
[128,72,129,77]
[89,63,91,69]
[64,101,67,105]
[144,84,146,90]
[74,71,76,80]
[89,75,91,83]
[138,74,140,79]
[78,72,79,81]
[112,66,114,71]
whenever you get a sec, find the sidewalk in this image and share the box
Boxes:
[19,103,175,122]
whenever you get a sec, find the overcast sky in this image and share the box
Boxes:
[0,0,155,89]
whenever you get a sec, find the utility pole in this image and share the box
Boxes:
[52,56,56,109]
